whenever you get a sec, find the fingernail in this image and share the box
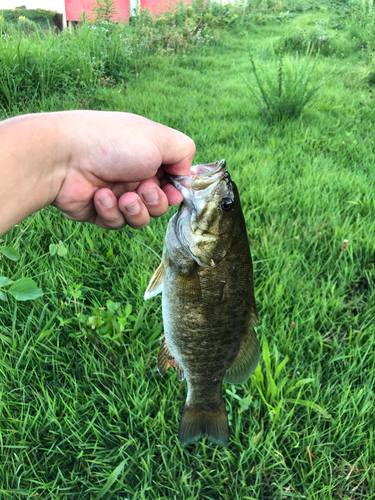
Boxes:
[98,193,114,209]
[142,188,159,205]
[125,200,141,215]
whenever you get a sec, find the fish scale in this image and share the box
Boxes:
[145,159,260,446]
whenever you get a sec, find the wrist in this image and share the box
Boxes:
[0,112,70,236]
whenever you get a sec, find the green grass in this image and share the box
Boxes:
[1,2,375,498]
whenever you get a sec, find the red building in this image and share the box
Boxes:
[65,0,189,23]
[65,0,129,22]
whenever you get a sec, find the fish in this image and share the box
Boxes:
[144,159,260,446]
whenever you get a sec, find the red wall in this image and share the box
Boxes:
[65,0,130,22]
[140,0,190,16]
[65,0,192,22]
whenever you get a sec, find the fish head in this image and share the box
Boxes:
[169,159,240,267]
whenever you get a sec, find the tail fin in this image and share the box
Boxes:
[178,400,229,446]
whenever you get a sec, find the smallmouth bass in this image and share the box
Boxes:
[145,160,259,446]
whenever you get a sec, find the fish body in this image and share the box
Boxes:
[145,160,259,446]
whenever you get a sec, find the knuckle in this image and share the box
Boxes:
[105,214,122,224]
[128,222,148,229]
[97,214,124,229]
[127,214,150,229]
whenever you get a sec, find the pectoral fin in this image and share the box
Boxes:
[225,323,260,384]
[175,270,202,303]
[144,261,165,300]
[157,337,185,381]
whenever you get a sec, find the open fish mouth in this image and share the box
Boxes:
[168,160,229,267]
[168,159,227,201]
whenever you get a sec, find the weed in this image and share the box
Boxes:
[276,24,333,55]
[18,16,38,36]
[348,0,375,28]
[92,0,118,22]
[245,49,334,122]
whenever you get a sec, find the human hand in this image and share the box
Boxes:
[53,111,195,229]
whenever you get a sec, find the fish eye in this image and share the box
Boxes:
[220,197,233,213]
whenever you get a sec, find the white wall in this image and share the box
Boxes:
[0,0,65,13]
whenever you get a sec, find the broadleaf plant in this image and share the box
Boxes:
[0,247,20,261]
[0,276,44,301]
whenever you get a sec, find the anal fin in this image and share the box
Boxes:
[225,321,260,384]
[157,337,185,381]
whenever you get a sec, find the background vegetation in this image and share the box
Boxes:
[0,8,57,32]
[1,0,375,498]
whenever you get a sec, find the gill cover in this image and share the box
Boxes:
[169,160,238,268]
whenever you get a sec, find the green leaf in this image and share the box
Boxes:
[225,389,242,401]
[49,244,58,256]
[94,459,126,500]
[106,299,121,314]
[285,378,315,396]
[8,278,44,301]
[262,336,272,372]
[37,328,53,342]
[0,247,20,261]
[274,355,289,379]
[263,337,277,399]
[0,276,12,287]
[57,241,68,257]
[50,241,68,257]
[0,291,7,301]
[286,398,331,418]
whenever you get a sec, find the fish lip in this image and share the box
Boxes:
[190,159,226,178]
[168,159,227,197]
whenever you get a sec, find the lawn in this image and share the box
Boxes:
[1,1,375,498]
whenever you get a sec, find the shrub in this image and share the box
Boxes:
[284,0,317,13]
[245,0,284,11]
[347,0,375,28]
[245,50,335,123]
[92,0,117,22]
[1,8,56,28]
[0,19,12,38]
[18,17,38,36]
[276,25,333,55]
[252,13,268,25]
[128,1,233,57]
[341,0,375,53]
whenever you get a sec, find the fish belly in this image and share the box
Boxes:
[162,265,250,410]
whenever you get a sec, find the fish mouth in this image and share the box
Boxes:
[168,160,228,267]
[168,159,227,201]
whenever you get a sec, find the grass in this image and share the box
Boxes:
[1,1,375,498]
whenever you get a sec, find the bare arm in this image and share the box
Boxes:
[0,111,196,236]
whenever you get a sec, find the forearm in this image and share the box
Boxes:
[0,110,195,234]
[0,113,68,236]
